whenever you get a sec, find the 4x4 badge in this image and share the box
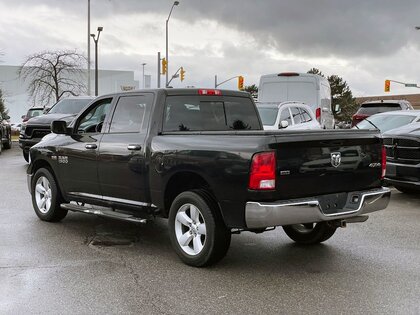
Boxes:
[331,152,341,168]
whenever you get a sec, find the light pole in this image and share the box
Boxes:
[91,26,103,96]
[166,1,179,87]
[142,63,147,89]
[87,0,91,95]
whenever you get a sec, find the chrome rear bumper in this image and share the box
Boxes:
[245,187,391,229]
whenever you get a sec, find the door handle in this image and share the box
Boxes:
[127,144,142,151]
[85,144,97,150]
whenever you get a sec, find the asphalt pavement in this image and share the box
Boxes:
[1,145,420,314]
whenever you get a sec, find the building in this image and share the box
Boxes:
[0,65,139,122]
[356,94,420,110]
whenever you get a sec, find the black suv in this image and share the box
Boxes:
[0,112,12,154]
[383,124,420,194]
[19,96,94,161]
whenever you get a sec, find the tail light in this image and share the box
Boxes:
[381,146,386,179]
[249,152,276,190]
[198,89,222,95]
[315,108,321,122]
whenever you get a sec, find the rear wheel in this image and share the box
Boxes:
[283,222,336,244]
[31,168,68,222]
[168,190,231,267]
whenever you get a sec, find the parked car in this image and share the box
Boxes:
[10,123,22,132]
[19,96,95,162]
[353,110,420,133]
[0,112,12,153]
[21,106,45,123]
[27,88,390,267]
[257,101,321,130]
[257,72,337,128]
[352,100,413,127]
[383,124,420,194]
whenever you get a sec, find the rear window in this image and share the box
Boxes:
[163,96,261,131]
[257,107,279,126]
[357,103,402,115]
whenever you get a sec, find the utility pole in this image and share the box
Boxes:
[157,52,161,88]
[142,63,147,89]
[91,26,103,96]
[165,1,179,87]
[87,0,91,95]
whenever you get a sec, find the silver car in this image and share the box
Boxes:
[257,101,321,130]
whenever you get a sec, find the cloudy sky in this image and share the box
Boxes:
[1,0,420,96]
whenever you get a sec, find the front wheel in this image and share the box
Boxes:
[168,190,231,267]
[283,222,336,245]
[31,168,68,222]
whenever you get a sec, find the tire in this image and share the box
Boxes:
[394,185,420,195]
[23,151,29,162]
[3,132,11,149]
[168,190,231,267]
[283,222,337,245]
[31,167,68,222]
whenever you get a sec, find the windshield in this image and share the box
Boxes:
[257,107,279,125]
[49,98,92,115]
[27,109,44,118]
[355,114,417,132]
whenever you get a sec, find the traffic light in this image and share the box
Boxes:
[238,75,244,90]
[180,67,185,81]
[384,79,390,92]
[161,58,167,75]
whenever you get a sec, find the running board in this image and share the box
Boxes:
[61,203,148,224]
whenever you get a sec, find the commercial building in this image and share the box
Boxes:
[0,65,139,122]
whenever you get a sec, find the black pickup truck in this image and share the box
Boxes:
[27,89,390,267]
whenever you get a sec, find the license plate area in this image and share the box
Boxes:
[318,192,348,215]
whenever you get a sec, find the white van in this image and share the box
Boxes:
[257,72,335,129]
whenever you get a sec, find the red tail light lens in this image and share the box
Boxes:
[315,108,321,122]
[249,152,276,190]
[381,146,386,179]
[198,89,222,95]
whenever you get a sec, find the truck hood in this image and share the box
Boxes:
[26,113,76,125]
[383,123,420,137]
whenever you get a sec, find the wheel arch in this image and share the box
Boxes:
[163,171,223,221]
[29,159,66,200]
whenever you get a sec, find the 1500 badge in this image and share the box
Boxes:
[53,155,68,164]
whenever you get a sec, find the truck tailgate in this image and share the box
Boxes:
[270,130,383,200]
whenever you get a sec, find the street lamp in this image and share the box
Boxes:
[87,0,91,95]
[91,26,103,96]
[142,63,147,89]
[166,1,180,87]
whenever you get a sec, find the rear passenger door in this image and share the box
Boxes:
[97,93,154,205]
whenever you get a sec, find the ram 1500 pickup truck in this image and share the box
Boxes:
[27,89,390,267]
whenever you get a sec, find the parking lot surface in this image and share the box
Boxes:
[1,145,420,314]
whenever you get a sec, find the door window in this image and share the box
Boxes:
[76,98,112,133]
[290,107,302,124]
[300,108,312,122]
[109,94,153,133]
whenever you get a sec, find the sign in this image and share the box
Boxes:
[404,83,418,87]
[121,85,136,91]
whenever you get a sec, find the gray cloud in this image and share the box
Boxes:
[6,0,419,58]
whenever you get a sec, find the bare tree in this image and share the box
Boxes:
[19,50,87,105]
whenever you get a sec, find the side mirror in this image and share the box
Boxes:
[51,120,70,135]
[334,104,341,114]
[21,115,26,119]
[4,115,10,120]
[279,120,289,129]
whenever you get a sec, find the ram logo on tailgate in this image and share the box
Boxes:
[330,152,341,168]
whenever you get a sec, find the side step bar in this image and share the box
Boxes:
[61,203,148,224]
